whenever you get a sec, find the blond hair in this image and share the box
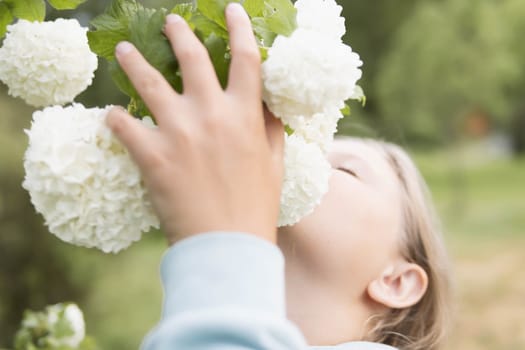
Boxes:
[361,139,452,350]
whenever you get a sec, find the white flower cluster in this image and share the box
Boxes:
[44,303,86,347]
[20,303,86,348]
[62,304,86,347]
[264,0,362,226]
[23,104,159,253]
[0,19,98,107]
[279,134,331,227]
[13,0,362,245]
[263,0,362,125]
[295,0,346,39]
[289,107,344,152]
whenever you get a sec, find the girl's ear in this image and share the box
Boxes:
[367,262,428,309]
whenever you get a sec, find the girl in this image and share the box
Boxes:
[279,138,451,349]
[107,3,451,349]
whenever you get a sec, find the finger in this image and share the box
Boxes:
[115,41,180,123]
[164,14,221,95]
[225,3,261,99]
[264,106,285,167]
[106,107,157,169]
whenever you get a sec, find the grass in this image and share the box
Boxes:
[75,235,165,349]
[414,148,525,349]
[415,148,525,238]
[76,147,525,349]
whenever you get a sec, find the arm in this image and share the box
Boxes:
[107,3,301,349]
[141,233,307,350]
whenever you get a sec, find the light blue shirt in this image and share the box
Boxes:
[142,233,396,350]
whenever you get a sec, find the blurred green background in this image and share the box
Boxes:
[1,0,524,349]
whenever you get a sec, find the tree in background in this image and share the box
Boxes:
[338,0,419,139]
[504,0,525,154]
[375,0,525,149]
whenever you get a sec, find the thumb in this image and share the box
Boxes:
[106,107,154,168]
[263,105,285,171]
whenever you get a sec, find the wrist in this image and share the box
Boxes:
[165,225,277,247]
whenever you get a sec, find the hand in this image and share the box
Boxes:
[106,3,284,245]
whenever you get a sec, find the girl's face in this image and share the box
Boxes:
[277,139,405,343]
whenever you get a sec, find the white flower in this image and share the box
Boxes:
[43,303,85,347]
[62,304,86,347]
[295,0,346,40]
[0,19,98,107]
[350,85,366,103]
[46,305,60,325]
[23,104,160,253]
[279,134,331,227]
[262,28,362,124]
[289,108,344,152]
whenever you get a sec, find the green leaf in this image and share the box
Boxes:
[5,0,46,22]
[251,17,277,48]
[90,0,181,116]
[88,0,139,60]
[0,3,13,38]
[171,2,195,22]
[341,103,351,117]
[243,0,265,17]
[191,12,228,40]
[89,0,298,116]
[126,97,151,117]
[261,0,297,37]
[197,0,241,29]
[251,0,297,49]
[87,14,128,59]
[196,0,267,25]
[47,0,86,10]
[127,5,181,93]
[204,33,230,88]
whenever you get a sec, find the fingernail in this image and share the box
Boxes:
[166,14,182,24]
[106,109,121,128]
[107,106,127,120]
[116,41,134,57]
[227,2,245,15]
[114,105,128,113]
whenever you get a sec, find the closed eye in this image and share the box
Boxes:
[336,167,358,178]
